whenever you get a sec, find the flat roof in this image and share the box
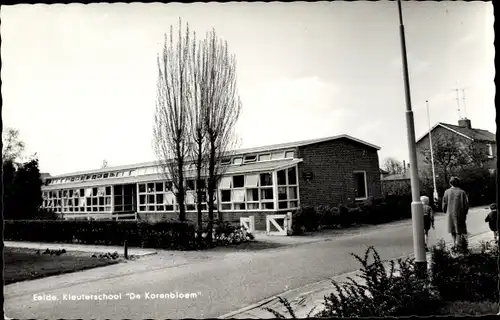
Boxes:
[48,134,380,178]
[42,158,302,190]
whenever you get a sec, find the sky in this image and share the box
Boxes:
[1,1,495,175]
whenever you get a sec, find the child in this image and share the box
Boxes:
[485,203,498,243]
[420,195,435,251]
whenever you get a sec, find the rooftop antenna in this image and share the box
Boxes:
[461,88,468,119]
[455,88,462,120]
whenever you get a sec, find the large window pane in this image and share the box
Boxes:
[260,173,273,186]
[262,202,274,209]
[232,189,246,202]
[156,194,164,204]
[139,195,146,205]
[277,170,287,185]
[279,201,288,209]
[278,187,287,200]
[233,175,245,188]
[245,174,259,187]
[288,167,297,185]
[246,189,259,201]
[220,177,232,189]
[234,203,246,210]
[261,188,273,200]
[148,195,155,204]
[147,183,155,192]
[288,187,297,200]
[221,190,231,202]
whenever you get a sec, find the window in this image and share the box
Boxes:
[91,175,97,180]
[276,166,299,210]
[233,157,243,165]
[487,144,494,158]
[244,155,257,163]
[70,177,75,182]
[233,175,245,188]
[285,151,294,159]
[258,154,271,161]
[271,151,284,160]
[110,172,116,177]
[137,180,179,213]
[85,175,91,180]
[219,172,276,211]
[103,173,109,178]
[353,171,367,200]
[221,158,231,165]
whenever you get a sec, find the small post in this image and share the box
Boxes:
[124,240,128,259]
[249,216,255,233]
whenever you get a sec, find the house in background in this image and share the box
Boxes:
[380,163,411,195]
[416,118,496,177]
[41,134,383,230]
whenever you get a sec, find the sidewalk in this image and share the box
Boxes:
[220,231,494,319]
[4,241,157,257]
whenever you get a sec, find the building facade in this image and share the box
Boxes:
[41,134,382,230]
[416,118,497,176]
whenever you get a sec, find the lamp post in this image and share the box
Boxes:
[426,100,439,205]
[397,0,427,277]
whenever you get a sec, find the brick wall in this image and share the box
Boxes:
[297,138,382,207]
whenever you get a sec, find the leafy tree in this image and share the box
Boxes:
[420,135,490,187]
[382,157,404,175]
[2,128,25,163]
[3,157,44,219]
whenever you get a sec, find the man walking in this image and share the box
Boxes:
[442,176,470,252]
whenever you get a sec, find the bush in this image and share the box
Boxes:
[267,247,442,318]
[197,221,254,247]
[317,205,340,228]
[316,247,441,317]
[4,220,198,250]
[292,206,320,235]
[430,239,499,302]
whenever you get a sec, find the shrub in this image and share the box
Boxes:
[4,220,198,250]
[266,246,442,318]
[291,206,320,234]
[195,221,255,248]
[317,205,340,228]
[317,247,442,317]
[430,239,499,302]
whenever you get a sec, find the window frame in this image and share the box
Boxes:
[353,170,368,200]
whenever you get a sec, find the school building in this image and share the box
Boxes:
[41,134,383,230]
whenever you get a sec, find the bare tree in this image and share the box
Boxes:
[382,157,404,175]
[101,160,108,168]
[153,19,193,221]
[197,30,242,245]
[188,32,209,236]
[2,128,25,164]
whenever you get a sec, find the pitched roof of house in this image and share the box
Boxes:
[416,122,496,144]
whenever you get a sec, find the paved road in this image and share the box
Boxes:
[5,207,491,319]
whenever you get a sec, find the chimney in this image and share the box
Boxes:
[458,118,472,129]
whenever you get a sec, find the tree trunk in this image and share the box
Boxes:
[206,143,216,247]
[177,154,186,222]
[196,153,203,241]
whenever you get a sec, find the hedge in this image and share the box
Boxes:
[4,220,198,250]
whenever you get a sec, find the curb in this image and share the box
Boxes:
[218,231,491,319]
